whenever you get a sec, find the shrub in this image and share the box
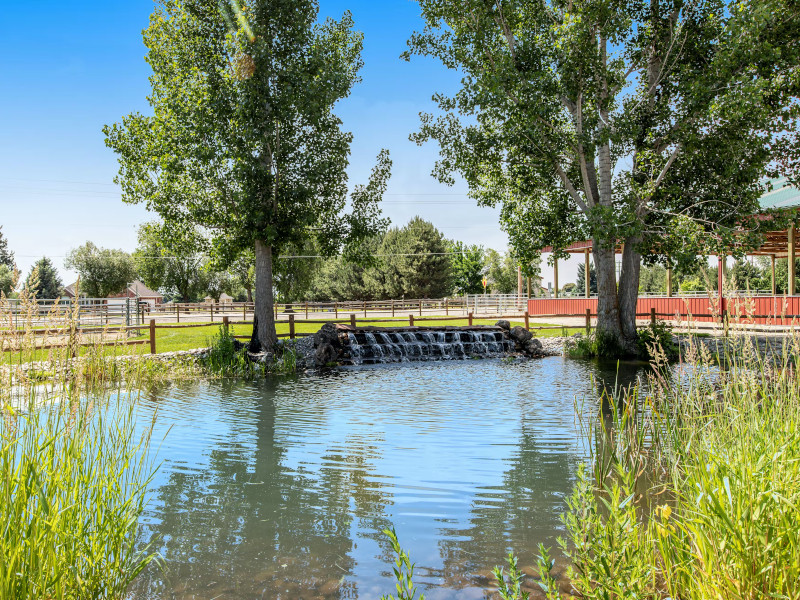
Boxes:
[636,321,679,361]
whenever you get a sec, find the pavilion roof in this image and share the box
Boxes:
[759,177,800,211]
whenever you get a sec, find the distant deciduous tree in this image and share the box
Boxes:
[449,241,485,295]
[485,249,517,294]
[65,242,137,298]
[25,258,63,299]
[134,222,207,303]
[0,264,16,297]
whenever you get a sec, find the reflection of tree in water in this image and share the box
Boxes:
[129,379,394,600]
[434,417,582,594]
[434,360,655,597]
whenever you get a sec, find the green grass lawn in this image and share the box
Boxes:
[2,318,581,364]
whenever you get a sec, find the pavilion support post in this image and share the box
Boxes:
[527,277,531,299]
[584,249,591,298]
[718,254,727,325]
[789,225,796,296]
[554,258,559,299]
[771,255,777,296]
[666,267,673,297]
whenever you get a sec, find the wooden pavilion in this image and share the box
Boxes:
[530,178,800,325]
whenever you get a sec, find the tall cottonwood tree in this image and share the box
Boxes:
[407,0,799,352]
[105,0,390,349]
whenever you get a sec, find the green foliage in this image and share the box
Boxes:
[0,225,14,269]
[574,263,597,296]
[493,553,529,600]
[0,264,16,297]
[134,222,207,303]
[406,0,800,343]
[104,0,391,347]
[485,249,518,294]
[64,241,137,298]
[637,321,679,361]
[564,335,597,359]
[369,217,452,299]
[449,241,485,294]
[273,240,323,303]
[758,257,800,294]
[380,528,425,600]
[0,397,158,599]
[24,257,63,299]
[202,325,256,378]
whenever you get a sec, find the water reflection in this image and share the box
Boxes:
[128,358,655,599]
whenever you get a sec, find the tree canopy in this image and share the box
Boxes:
[65,242,137,299]
[104,0,391,349]
[449,241,485,294]
[134,222,208,303]
[0,226,14,270]
[25,258,63,300]
[407,0,800,354]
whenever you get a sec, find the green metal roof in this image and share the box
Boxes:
[759,177,800,211]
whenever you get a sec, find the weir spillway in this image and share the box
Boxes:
[342,327,515,365]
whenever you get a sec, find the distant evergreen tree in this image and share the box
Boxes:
[0,226,14,269]
[25,257,63,299]
[575,263,597,296]
[369,217,452,299]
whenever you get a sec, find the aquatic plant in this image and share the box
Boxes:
[0,293,160,599]
[380,528,425,600]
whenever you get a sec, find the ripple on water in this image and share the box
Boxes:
[128,357,653,600]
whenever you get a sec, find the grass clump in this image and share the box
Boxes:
[201,325,299,377]
[0,286,160,599]
[540,340,800,599]
[0,397,158,599]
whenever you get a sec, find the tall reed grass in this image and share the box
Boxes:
[0,279,160,599]
[537,334,800,600]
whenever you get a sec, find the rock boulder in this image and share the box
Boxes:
[509,326,533,345]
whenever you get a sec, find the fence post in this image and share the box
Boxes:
[125,297,131,327]
[350,313,356,328]
[585,309,591,335]
[524,311,530,330]
[223,315,229,333]
[364,300,367,318]
[149,319,156,354]
[305,302,309,319]
[445,298,449,316]
[419,299,423,316]
[468,312,473,326]
[392,300,395,318]
[650,307,656,326]
[289,314,295,339]
[409,314,414,326]
[334,302,338,318]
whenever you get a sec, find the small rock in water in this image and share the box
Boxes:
[509,326,533,344]
[495,319,511,331]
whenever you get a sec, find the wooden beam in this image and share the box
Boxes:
[584,249,591,298]
[666,267,673,297]
[771,255,776,296]
[789,224,796,296]
[554,258,559,298]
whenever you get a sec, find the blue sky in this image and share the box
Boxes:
[0,1,574,287]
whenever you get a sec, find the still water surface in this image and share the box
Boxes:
[129,357,649,600]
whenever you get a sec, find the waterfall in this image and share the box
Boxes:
[343,328,515,365]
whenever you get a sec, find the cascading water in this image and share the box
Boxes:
[343,328,515,365]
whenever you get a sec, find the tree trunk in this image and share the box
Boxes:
[618,237,642,352]
[253,239,278,351]
[246,286,253,303]
[593,241,624,349]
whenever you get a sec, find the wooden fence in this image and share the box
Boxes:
[3,308,727,356]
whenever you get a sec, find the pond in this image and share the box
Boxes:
[128,357,651,600]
